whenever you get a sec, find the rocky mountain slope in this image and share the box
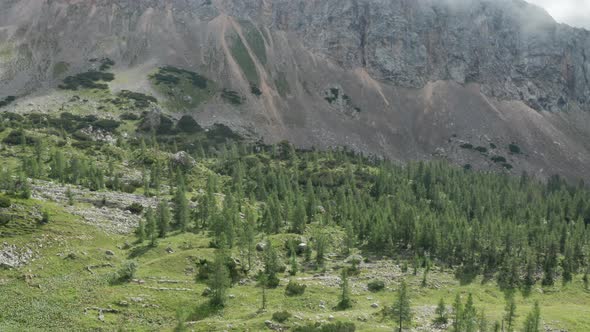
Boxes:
[1,0,589,179]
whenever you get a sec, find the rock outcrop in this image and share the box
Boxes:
[1,0,590,179]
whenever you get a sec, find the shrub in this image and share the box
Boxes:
[475,146,488,153]
[0,196,11,208]
[118,90,157,108]
[221,89,244,105]
[250,83,262,96]
[285,280,306,296]
[110,261,138,285]
[367,280,385,292]
[59,71,114,90]
[177,115,203,134]
[126,203,144,215]
[120,112,140,121]
[40,210,50,224]
[491,156,507,163]
[509,143,521,154]
[460,143,473,149]
[93,119,121,132]
[272,311,292,323]
[293,321,356,332]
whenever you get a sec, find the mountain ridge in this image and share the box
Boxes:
[1,0,590,180]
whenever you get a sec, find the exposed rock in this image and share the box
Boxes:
[171,151,196,169]
[256,242,266,252]
[105,250,115,256]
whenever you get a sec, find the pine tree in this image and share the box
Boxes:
[463,293,477,332]
[522,301,541,332]
[337,268,352,310]
[263,240,281,288]
[478,310,488,332]
[145,208,157,247]
[391,280,412,332]
[452,294,464,332]
[504,293,517,332]
[291,198,306,234]
[174,184,189,232]
[157,200,171,238]
[208,250,231,308]
[240,207,257,271]
[434,298,448,325]
[136,215,146,243]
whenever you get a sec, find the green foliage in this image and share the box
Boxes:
[391,281,412,331]
[522,301,541,332]
[221,89,244,105]
[126,203,144,215]
[272,310,292,323]
[0,195,11,208]
[109,261,138,285]
[460,143,474,149]
[293,321,356,332]
[509,143,522,154]
[59,71,114,90]
[176,115,203,134]
[208,250,231,308]
[230,34,259,84]
[0,95,16,108]
[475,146,488,153]
[491,155,507,163]
[336,268,352,310]
[504,293,517,332]
[367,280,385,292]
[118,90,157,108]
[433,298,448,325]
[285,280,306,296]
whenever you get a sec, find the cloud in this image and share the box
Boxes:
[525,0,590,29]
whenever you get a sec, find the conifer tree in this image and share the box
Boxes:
[174,182,189,232]
[208,249,230,308]
[391,280,412,332]
[434,298,448,325]
[452,294,464,332]
[337,268,352,310]
[157,200,171,238]
[522,301,541,332]
[145,208,157,247]
[504,293,517,332]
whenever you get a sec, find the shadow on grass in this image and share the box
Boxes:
[187,302,222,322]
[128,244,155,259]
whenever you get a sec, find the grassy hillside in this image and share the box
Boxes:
[0,78,589,332]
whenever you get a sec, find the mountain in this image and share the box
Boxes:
[1,0,589,179]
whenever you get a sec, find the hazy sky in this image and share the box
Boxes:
[526,0,590,29]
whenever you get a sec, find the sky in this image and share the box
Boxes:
[526,0,590,29]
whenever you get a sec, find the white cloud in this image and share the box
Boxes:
[525,0,590,29]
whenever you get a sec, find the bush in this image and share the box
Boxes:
[110,261,138,285]
[272,311,292,323]
[293,321,356,332]
[0,196,11,208]
[177,115,203,134]
[93,119,121,132]
[475,146,488,153]
[59,71,114,90]
[367,280,385,292]
[120,112,140,121]
[460,143,473,149]
[126,203,144,215]
[40,210,50,224]
[285,280,306,296]
[491,156,507,163]
[509,143,521,154]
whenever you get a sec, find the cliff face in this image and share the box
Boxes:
[1,0,590,179]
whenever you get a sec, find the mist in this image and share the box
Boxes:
[525,0,590,29]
